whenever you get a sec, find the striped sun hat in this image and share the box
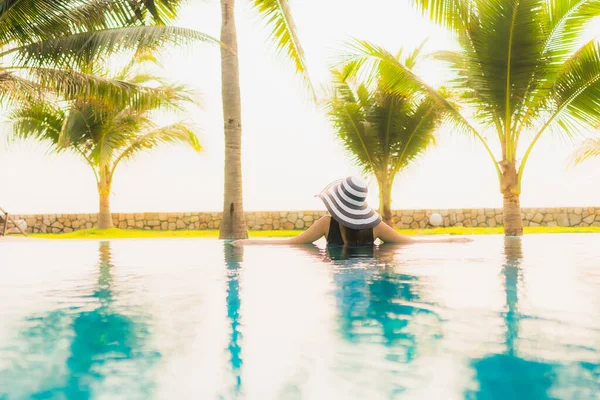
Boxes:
[316,176,382,230]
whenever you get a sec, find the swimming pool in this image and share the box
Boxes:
[1,235,599,399]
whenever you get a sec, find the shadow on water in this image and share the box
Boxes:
[465,237,556,400]
[0,241,159,400]
[223,244,244,398]
[326,245,440,349]
[323,244,442,396]
[465,237,600,400]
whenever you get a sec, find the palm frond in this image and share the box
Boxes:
[251,0,314,96]
[571,137,600,165]
[8,26,218,70]
[327,46,446,183]
[110,121,201,178]
[552,39,600,132]
[12,66,183,111]
[409,0,475,34]
[9,101,66,152]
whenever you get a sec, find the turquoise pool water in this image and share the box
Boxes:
[0,235,599,399]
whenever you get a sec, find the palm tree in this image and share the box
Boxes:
[326,45,447,225]
[10,57,201,229]
[572,138,600,165]
[0,0,213,110]
[218,0,311,239]
[349,1,600,236]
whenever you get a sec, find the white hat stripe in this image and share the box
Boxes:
[328,189,372,215]
[351,176,368,189]
[336,185,363,206]
[321,194,380,226]
[342,180,366,198]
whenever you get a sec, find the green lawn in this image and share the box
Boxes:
[27,225,600,239]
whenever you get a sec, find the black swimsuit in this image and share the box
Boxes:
[326,218,374,246]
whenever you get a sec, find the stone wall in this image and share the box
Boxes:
[11,207,600,234]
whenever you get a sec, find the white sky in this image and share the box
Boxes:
[1,0,599,214]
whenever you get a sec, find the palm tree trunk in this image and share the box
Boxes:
[219,0,248,240]
[378,179,393,226]
[98,183,113,229]
[500,161,523,236]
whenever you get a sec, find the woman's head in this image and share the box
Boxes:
[317,176,381,230]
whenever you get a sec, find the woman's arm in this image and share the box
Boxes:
[232,216,330,245]
[374,222,472,244]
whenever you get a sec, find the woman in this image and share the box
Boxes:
[233,176,472,246]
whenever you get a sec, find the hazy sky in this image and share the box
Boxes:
[1,0,599,214]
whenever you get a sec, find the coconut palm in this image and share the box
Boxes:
[326,46,447,225]
[10,57,201,229]
[218,0,311,239]
[349,0,600,236]
[0,0,213,109]
[572,138,600,165]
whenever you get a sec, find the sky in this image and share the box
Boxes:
[0,0,599,214]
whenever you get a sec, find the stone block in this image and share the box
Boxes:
[569,214,582,226]
[119,221,128,229]
[147,220,160,227]
[135,221,144,228]
[532,213,544,224]
[135,213,144,221]
[574,207,583,215]
[557,214,569,227]
[288,213,298,224]
[64,227,73,233]
[583,215,596,224]
[283,222,294,230]
[487,218,497,227]
[400,216,413,224]
[161,222,168,230]
[295,219,305,229]
[410,222,419,229]
[159,213,168,221]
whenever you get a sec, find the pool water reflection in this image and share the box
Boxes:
[0,235,599,399]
